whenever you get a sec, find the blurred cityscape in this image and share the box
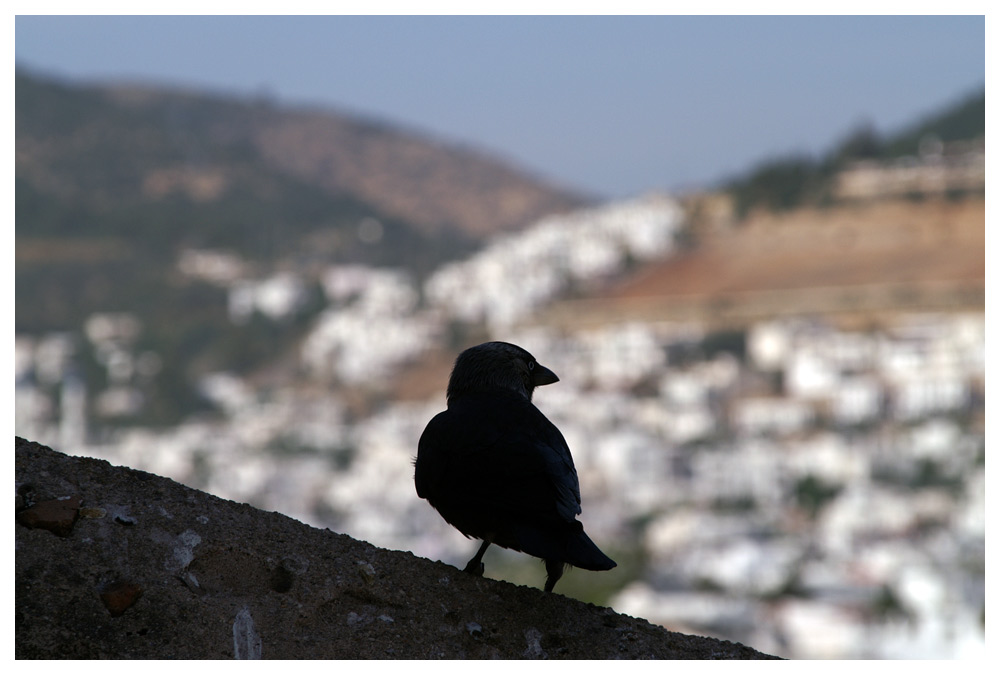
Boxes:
[15,72,985,659]
[16,188,984,659]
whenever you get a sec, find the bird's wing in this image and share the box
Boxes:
[414,410,452,500]
[445,393,583,524]
[524,412,583,522]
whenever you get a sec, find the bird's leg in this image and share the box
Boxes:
[463,539,490,576]
[543,559,565,593]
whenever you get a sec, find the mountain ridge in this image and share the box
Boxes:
[16,68,586,245]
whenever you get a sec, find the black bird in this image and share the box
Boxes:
[415,341,616,593]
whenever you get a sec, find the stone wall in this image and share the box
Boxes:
[15,438,777,659]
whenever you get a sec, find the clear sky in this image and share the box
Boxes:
[14,13,986,199]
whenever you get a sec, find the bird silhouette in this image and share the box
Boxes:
[415,341,616,592]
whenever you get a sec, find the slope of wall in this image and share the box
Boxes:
[15,438,777,659]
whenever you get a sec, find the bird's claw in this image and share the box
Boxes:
[463,561,485,577]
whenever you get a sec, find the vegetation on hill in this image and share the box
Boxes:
[723,88,985,217]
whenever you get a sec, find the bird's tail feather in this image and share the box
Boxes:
[511,523,616,571]
[565,530,617,571]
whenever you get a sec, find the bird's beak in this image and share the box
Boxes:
[532,364,559,387]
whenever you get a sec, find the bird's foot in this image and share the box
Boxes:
[463,561,485,576]
[544,559,565,593]
[463,540,490,577]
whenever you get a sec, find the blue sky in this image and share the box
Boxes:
[14,14,986,199]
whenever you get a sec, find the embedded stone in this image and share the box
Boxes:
[99,580,144,617]
[16,495,83,537]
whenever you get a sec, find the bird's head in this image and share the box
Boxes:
[446,341,559,403]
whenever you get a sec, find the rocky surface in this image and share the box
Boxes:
[15,437,778,659]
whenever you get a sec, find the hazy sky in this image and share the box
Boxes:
[14,14,986,199]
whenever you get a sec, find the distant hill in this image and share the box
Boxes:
[16,70,584,268]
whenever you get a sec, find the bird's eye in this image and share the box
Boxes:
[528,361,535,371]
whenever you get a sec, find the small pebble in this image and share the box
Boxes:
[357,561,376,584]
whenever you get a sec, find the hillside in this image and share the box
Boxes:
[16,69,584,246]
[15,70,985,432]
[542,196,985,330]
